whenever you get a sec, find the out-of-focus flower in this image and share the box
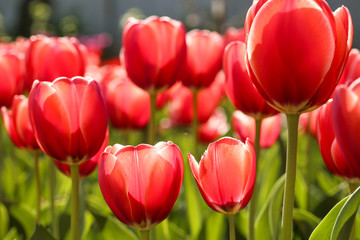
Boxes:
[198,108,229,144]
[224,27,245,45]
[338,48,360,86]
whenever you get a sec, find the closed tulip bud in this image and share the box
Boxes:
[188,137,256,214]
[182,29,225,88]
[98,141,184,230]
[1,95,39,150]
[245,0,353,113]
[122,16,186,91]
[28,76,108,164]
[25,35,86,87]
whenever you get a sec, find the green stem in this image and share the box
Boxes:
[248,118,262,240]
[147,89,156,145]
[192,88,199,159]
[140,230,150,240]
[281,113,300,240]
[229,214,236,240]
[349,183,358,240]
[0,120,3,198]
[70,164,80,240]
[50,160,59,239]
[34,151,41,224]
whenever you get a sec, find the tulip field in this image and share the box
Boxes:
[1,0,360,240]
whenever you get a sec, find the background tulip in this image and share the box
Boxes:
[25,35,86,88]
[182,29,225,89]
[338,48,360,86]
[98,141,184,233]
[122,16,186,91]
[232,111,281,149]
[28,76,108,164]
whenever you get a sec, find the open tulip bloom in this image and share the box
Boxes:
[98,141,184,239]
[188,137,256,240]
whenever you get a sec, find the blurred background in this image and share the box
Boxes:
[0,0,359,59]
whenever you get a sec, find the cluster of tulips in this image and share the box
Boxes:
[0,0,360,239]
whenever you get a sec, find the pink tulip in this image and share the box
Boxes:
[98,141,184,230]
[198,108,229,144]
[188,137,256,214]
[224,27,245,45]
[338,48,360,86]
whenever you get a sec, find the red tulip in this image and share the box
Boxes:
[0,51,26,107]
[338,48,360,86]
[188,137,256,214]
[54,128,109,179]
[298,108,320,136]
[122,16,186,90]
[232,111,281,149]
[198,108,229,144]
[1,95,39,150]
[224,27,245,45]
[224,41,278,119]
[182,29,225,88]
[25,35,86,87]
[28,76,108,164]
[317,79,360,181]
[102,65,150,129]
[98,141,184,230]
[245,0,353,113]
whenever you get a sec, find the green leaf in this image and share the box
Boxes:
[309,195,349,240]
[9,203,36,238]
[295,168,308,210]
[331,186,360,240]
[268,175,285,240]
[206,212,225,240]
[255,175,285,240]
[293,208,320,229]
[0,202,9,239]
[30,224,56,240]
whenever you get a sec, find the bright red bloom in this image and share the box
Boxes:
[299,108,320,136]
[102,65,150,129]
[224,41,278,119]
[338,48,360,86]
[182,29,225,88]
[28,76,108,164]
[25,35,86,87]
[1,95,39,150]
[188,137,256,214]
[245,0,353,113]
[224,27,245,45]
[0,51,26,107]
[54,128,109,179]
[198,108,229,144]
[317,79,360,182]
[122,16,186,90]
[98,141,184,230]
[232,110,281,148]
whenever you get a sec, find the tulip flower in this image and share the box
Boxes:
[197,108,229,144]
[54,128,109,179]
[102,65,150,130]
[28,76,108,240]
[98,141,184,239]
[182,29,225,89]
[122,16,186,144]
[232,111,281,149]
[0,51,26,107]
[25,35,86,87]
[224,27,245,45]
[245,1,353,239]
[188,137,256,240]
[299,109,320,136]
[338,48,360,86]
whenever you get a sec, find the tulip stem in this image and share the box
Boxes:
[192,88,199,159]
[140,230,150,240]
[34,151,41,224]
[70,164,80,240]
[281,113,300,240]
[248,118,262,240]
[148,89,157,145]
[229,214,236,240]
[50,160,59,239]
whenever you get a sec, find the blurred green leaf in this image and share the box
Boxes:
[30,224,56,240]
[295,169,308,210]
[309,195,349,240]
[2,228,20,240]
[255,175,285,240]
[268,175,285,240]
[9,203,36,238]
[331,186,360,240]
[0,202,9,239]
[206,211,225,240]
[293,208,320,228]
